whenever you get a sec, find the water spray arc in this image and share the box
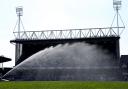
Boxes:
[3,43,122,81]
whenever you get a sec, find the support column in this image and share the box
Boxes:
[15,44,22,65]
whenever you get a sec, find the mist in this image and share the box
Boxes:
[3,42,122,81]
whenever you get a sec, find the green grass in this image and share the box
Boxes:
[0,81,128,89]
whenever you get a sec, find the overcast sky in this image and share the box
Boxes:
[0,0,128,67]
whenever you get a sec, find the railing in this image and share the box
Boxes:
[13,27,124,40]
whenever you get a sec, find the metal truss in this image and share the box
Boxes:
[13,27,124,40]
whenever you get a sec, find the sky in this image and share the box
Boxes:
[0,0,128,67]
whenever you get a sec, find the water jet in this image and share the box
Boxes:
[3,42,122,81]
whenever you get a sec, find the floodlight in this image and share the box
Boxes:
[16,6,23,16]
[113,0,122,10]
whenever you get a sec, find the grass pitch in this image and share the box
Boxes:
[0,81,128,89]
